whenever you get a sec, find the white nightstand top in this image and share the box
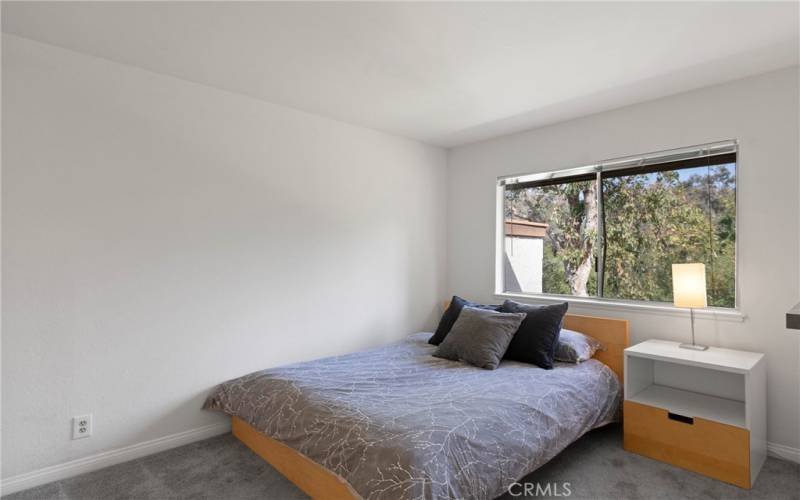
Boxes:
[625,339,763,374]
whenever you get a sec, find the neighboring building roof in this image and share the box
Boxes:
[505,219,548,238]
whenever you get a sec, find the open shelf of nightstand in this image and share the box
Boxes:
[627,384,745,428]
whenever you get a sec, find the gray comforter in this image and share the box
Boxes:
[204,333,621,500]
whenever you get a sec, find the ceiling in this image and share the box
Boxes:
[3,2,798,147]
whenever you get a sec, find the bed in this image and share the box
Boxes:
[204,312,629,500]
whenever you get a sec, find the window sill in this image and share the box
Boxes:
[494,292,746,323]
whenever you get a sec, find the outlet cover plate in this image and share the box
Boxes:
[72,414,92,440]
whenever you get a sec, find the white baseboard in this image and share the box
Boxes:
[768,441,800,464]
[0,421,231,496]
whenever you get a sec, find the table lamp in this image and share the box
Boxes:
[672,263,708,351]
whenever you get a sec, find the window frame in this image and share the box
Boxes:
[495,141,741,316]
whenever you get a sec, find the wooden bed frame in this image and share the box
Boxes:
[232,309,630,500]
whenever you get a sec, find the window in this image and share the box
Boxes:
[498,142,737,309]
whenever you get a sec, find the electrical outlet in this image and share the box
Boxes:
[72,414,92,440]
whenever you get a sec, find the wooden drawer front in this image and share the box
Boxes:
[624,401,750,488]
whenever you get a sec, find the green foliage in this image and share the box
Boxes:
[505,164,736,308]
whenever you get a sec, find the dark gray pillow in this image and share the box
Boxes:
[428,295,501,345]
[500,300,568,369]
[555,329,604,363]
[432,307,526,370]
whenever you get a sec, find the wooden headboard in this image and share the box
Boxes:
[441,301,630,382]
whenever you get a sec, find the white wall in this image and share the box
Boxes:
[1,34,446,479]
[504,236,544,293]
[447,68,800,450]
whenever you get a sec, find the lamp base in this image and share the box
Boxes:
[679,342,709,351]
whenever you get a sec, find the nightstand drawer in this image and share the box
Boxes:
[623,401,751,488]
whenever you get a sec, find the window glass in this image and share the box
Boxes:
[499,154,736,308]
[504,178,598,297]
[601,163,736,307]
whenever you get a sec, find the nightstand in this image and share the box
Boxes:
[623,340,766,489]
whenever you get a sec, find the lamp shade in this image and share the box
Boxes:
[672,263,707,308]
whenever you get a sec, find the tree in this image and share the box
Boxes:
[504,164,736,307]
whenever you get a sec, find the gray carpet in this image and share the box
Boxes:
[4,424,798,500]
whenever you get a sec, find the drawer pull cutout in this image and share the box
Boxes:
[667,412,694,425]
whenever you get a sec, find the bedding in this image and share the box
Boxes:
[204,332,621,500]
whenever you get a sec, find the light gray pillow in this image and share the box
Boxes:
[433,307,526,370]
[554,329,604,363]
